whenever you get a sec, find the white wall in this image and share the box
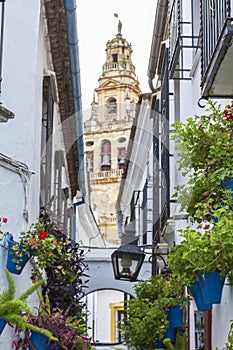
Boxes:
[0,1,51,347]
[171,12,233,347]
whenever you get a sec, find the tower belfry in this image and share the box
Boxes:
[84,22,141,245]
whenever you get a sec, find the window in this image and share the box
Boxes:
[53,150,69,233]
[86,140,94,147]
[195,311,204,349]
[101,140,111,170]
[118,147,126,169]
[118,137,126,143]
[112,54,118,62]
[107,97,117,115]
[86,151,93,172]
[110,303,124,343]
[40,76,54,211]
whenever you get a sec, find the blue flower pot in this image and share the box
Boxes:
[46,341,60,350]
[155,327,177,348]
[6,234,31,275]
[0,317,7,334]
[47,342,60,349]
[29,331,49,350]
[167,305,183,328]
[198,271,225,304]
[29,331,59,350]
[222,179,233,197]
[188,280,212,311]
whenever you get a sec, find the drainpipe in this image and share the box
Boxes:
[64,0,86,199]
[147,0,168,92]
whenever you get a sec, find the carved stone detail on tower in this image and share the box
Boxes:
[84,23,141,245]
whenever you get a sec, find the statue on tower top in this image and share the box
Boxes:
[118,20,122,35]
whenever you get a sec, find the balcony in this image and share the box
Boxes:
[89,169,123,184]
[201,0,233,98]
[169,0,199,80]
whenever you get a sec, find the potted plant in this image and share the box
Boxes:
[42,239,89,318]
[0,269,55,341]
[13,296,92,350]
[168,201,233,309]
[172,100,233,219]
[0,216,33,275]
[6,234,33,275]
[163,328,187,350]
[7,220,61,278]
[120,274,189,350]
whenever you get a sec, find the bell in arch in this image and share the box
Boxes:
[101,155,111,166]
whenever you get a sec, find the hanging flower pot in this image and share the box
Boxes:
[46,342,60,349]
[0,317,7,335]
[29,331,49,350]
[167,305,183,328]
[198,271,225,304]
[6,234,32,275]
[29,331,60,350]
[29,331,59,350]
[188,280,212,311]
[222,179,233,198]
[155,326,177,348]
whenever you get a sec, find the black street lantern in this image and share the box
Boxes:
[111,244,146,282]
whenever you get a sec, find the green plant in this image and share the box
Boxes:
[43,239,89,318]
[0,269,56,340]
[172,100,233,218]
[8,220,61,280]
[120,275,189,350]
[19,221,61,273]
[163,328,187,350]
[168,201,233,286]
[13,294,92,350]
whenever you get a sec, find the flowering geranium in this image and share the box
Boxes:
[15,221,62,281]
[223,102,233,121]
[0,217,8,223]
[38,230,49,240]
[0,217,8,241]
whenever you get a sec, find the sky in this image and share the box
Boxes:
[77,0,156,112]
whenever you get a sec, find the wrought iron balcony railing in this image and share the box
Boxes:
[201,0,231,77]
[169,0,199,79]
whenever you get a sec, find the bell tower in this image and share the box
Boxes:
[84,22,141,245]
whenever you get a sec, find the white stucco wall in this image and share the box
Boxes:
[172,35,233,348]
[0,1,54,347]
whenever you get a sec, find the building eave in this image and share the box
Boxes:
[44,0,79,198]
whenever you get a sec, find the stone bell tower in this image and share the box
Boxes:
[84,21,141,246]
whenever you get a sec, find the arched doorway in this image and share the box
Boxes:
[82,289,132,346]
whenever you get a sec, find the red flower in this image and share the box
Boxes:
[0,217,8,223]
[224,109,228,116]
[226,113,233,121]
[38,230,49,240]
